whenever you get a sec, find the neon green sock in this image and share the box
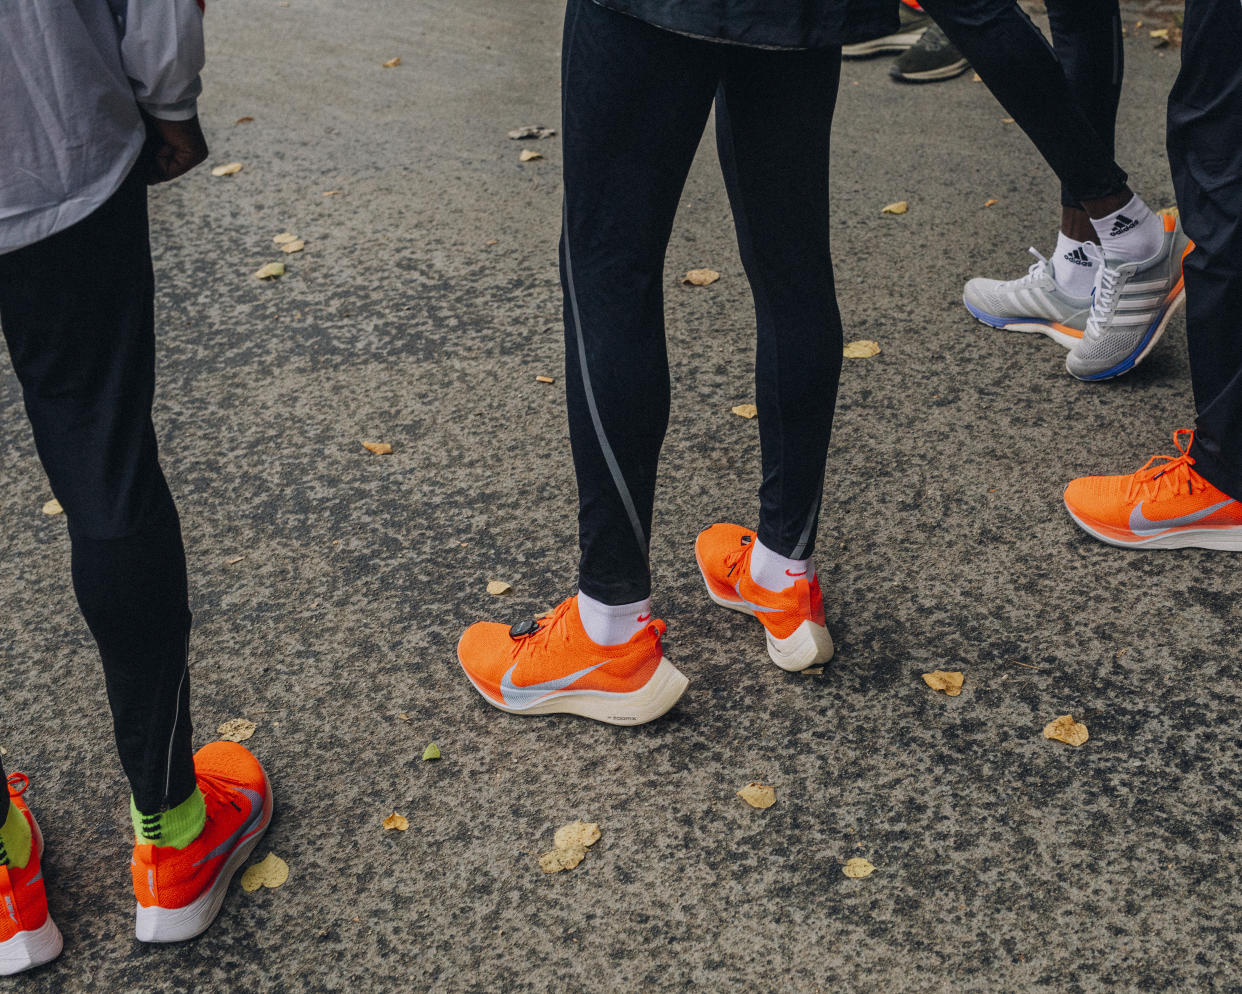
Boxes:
[131,788,206,849]
[0,800,32,869]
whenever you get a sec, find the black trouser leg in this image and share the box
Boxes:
[715,47,843,560]
[560,0,719,604]
[0,168,196,813]
[918,0,1128,205]
[1168,0,1242,500]
[1044,0,1123,208]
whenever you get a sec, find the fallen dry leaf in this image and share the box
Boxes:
[843,857,875,879]
[1001,117,1015,124]
[881,201,908,215]
[322,190,341,197]
[1044,714,1089,747]
[984,198,998,207]
[922,670,964,697]
[738,782,776,810]
[241,852,289,891]
[486,580,512,596]
[843,340,881,358]
[535,375,555,384]
[485,238,499,246]
[554,821,601,850]
[539,846,586,873]
[398,713,410,722]
[800,666,825,676]
[683,268,720,286]
[235,116,255,125]
[732,403,758,419]
[361,441,392,455]
[539,819,601,874]
[41,498,63,516]
[217,717,257,742]
[972,72,983,82]
[211,162,243,177]
[281,239,306,254]
[422,743,441,761]
[381,56,402,68]
[227,555,246,566]
[253,262,285,280]
[519,149,543,162]
[508,125,556,140]
[382,812,409,831]
[273,232,298,245]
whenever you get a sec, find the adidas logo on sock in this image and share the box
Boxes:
[1109,214,1138,237]
[1063,247,1094,267]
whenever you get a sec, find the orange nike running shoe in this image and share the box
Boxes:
[457,595,688,725]
[695,523,834,671]
[133,741,273,943]
[0,774,62,975]
[1064,429,1242,550]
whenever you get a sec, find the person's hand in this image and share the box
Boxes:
[142,113,209,184]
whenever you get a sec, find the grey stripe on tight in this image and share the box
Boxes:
[562,206,650,571]
[790,492,821,561]
[162,635,189,808]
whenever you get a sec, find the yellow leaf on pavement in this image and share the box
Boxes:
[843,857,875,879]
[922,670,964,697]
[881,201,907,215]
[361,440,392,454]
[280,239,305,254]
[843,340,881,358]
[382,812,409,831]
[211,162,243,177]
[41,498,63,516]
[519,149,543,162]
[382,56,402,68]
[487,580,512,596]
[738,782,776,810]
[732,404,758,419]
[241,852,289,891]
[553,821,600,850]
[273,232,298,245]
[1043,714,1089,747]
[539,846,586,873]
[217,717,257,742]
[253,262,285,280]
[682,268,720,286]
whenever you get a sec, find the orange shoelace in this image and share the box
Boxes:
[1124,429,1198,503]
[6,773,28,798]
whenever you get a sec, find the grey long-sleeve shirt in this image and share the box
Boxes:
[0,0,205,255]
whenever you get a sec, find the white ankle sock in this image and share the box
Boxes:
[1051,231,1098,298]
[748,539,813,594]
[1091,195,1162,263]
[576,591,652,646]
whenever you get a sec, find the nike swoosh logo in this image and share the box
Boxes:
[636,613,651,623]
[193,786,266,866]
[1129,499,1235,535]
[500,659,610,709]
[733,580,779,614]
[785,569,807,577]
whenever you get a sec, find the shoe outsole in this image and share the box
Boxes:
[134,772,274,943]
[1065,500,1242,551]
[694,554,834,672]
[962,297,1084,350]
[457,651,688,726]
[890,59,971,82]
[1066,285,1186,382]
[0,816,62,976]
[841,29,928,57]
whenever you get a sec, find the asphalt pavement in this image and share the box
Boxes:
[2,1,1237,992]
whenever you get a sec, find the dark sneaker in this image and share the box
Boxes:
[842,4,930,58]
[890,23,970,82]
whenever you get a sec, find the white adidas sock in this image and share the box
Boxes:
[1051,230,1099,299]
[748,539,813,594]
[1091,195,1163,263]
[576,591,652,646]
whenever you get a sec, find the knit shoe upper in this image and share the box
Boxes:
[695,523,833,671]
[133,741,273,943]
[457,596,688,726]
[963,248,1092,349]
[1066,215,1192,381]
[0,774,62,976]
[1064,430,1242,550]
